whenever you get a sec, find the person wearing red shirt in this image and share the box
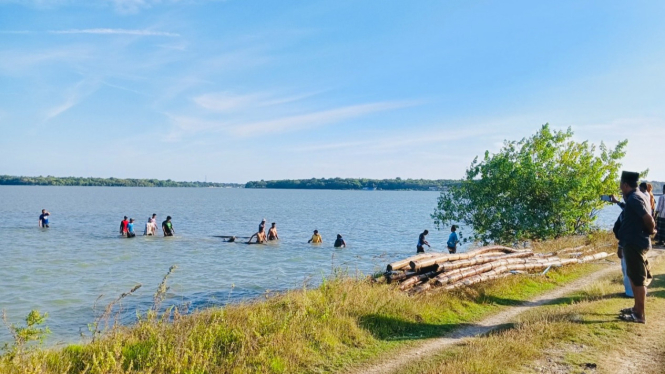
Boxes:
[119,216,129,237]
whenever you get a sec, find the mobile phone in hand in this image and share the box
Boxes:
[600,195,612,202]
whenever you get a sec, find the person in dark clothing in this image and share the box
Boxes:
[39,209,50,228]
[613,208,633,297]
[334,234,346,248]
[417,230,430,253]
[617,171,656,324]
[162,216,175,237]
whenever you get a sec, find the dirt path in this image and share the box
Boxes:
[352,261,626,374]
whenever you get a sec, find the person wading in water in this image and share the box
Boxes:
[248,227,267,244]
[417,230,430,253]
[162,216,175,237]
[268,222,279,241]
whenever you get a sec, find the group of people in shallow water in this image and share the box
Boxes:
[40,209,455,251]
[233,219,347,247]
[417,225,460,254]
[119,214,175,237]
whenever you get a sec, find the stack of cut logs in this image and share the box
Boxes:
[383,245,613,294]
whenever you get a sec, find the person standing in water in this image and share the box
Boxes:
[144,214,157,235]
[334,234,346,248]
[416,230,430,253]
[308,230,322,244]
[119,216,129,237]
[268,222,279,241]
[38,209,50,228]
[248,227,267,244]
[162,216,175,237]
[447,225,460,254]
[127,218,136,238]
[259,219,266,232]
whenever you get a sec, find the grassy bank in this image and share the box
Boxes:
[0,234,616,374]
[397,251,665,374]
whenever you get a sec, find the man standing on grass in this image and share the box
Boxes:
[655,186,665,246]
[617,171,656,324]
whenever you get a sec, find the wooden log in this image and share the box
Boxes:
[443,273,513,291]
[437,251,535,272]
[553,245,587,255]
[430,259,574,289]
[412,253,614,294]
[399,271,437,291]
[410,282,432,294]
[410,246,527,271]
[578,252,612,263]
[385,271,416,283]
[431,260,567,292]
[387,252,444,271]
[475,251,508,258]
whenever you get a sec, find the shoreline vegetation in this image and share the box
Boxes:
[1,233,618,374]
[244,178,458,191]
[0,175,243,188]
[0,175,459,191]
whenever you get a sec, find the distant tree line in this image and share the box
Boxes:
[0,175,243,188]
[244,178,458,191]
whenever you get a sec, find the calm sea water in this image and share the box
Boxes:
[0,186,621,344]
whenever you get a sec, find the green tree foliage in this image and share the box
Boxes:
[432,125,628,244]
[0,175,242,188]
[245,178,457,191]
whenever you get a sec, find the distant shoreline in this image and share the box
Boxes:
[0,175,243,188]
[244,178,458,191]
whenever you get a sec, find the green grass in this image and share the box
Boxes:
[0,234,616,374]
[397,252,665,374]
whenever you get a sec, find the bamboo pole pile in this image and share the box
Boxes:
[383,245,614,295]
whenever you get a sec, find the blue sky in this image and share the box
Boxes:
[0,1,664,183]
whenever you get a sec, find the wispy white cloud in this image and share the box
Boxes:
[228,101,418,136]
[193,92,267,113]
[45,79,101,121]
[292,127,485,153]
[166,100,418,140]
[192,91,321,113]
[49,28,180,37]
[0,46,93,74]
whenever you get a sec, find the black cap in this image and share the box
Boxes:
[621,171,639,184]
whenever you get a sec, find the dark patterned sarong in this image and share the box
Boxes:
[656,217,665,243]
